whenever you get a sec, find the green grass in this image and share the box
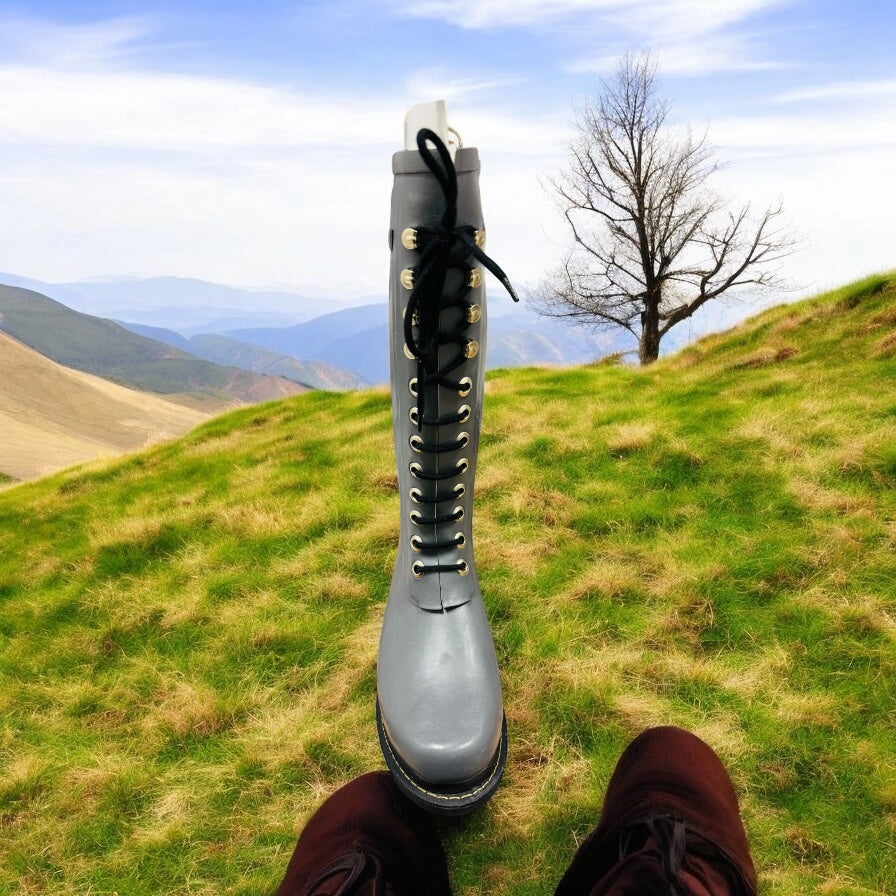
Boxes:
[2,274,895,895]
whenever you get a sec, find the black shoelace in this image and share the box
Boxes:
[403,127,518,577]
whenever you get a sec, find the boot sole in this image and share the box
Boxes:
[376,698,508,816]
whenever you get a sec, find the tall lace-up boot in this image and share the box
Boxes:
[376,119,518,815]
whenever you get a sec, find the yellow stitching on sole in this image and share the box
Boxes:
[379,714,505,803]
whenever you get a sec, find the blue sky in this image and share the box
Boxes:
[1,1,894,304]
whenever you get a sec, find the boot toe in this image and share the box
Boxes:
[376,594,506,813]
[378,678,504,784]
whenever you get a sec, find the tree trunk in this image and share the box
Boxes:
[639,297,661,364]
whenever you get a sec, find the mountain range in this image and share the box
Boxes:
[0,284,309,402]
[2,272,637,390]
[0,272,355,332]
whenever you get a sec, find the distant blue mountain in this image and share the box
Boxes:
[1,270,757,384]
[118,322,369,390]
[0,272,352,332]
[225,302,629,385]
[227,304,386,357]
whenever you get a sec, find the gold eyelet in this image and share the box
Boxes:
[453,505,465,522]
[412,561,425,578]
[474,229,486,247]
[410,510,423,525]
[467,268,482,288]
[409,462,422,478]
[457,560,469,576]
[458,404,471,423]
[455,533,466,549]
[401,228,417,250]
[466,304,481,324]
[464,340,479,359]
[410,488,423,504]
[456,458,469,475]
[458,376,472,397]
[410,535,423,553]
[409,406,419,426]
[453,483,466,498]
[400,269,415,290]
[409,434,424,452]
[457,432,469,449]
[409,377,418,397]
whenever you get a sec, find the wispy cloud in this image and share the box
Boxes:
[403,70,525,102]
[569,36,790,77]
[773,78,896,103]
[0,65,404,152]
[391,0,794,77]
[599,0,790,44]
[391,0,625,29]
[391,0,789,39]
[0,14,155,66]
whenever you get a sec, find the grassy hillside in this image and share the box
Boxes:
[0,331,211,482]
[1,275,894,895]
[0,284,308,403]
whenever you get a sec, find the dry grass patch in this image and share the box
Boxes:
[150,680,235,740]
[606,421,657,456]
[612,691,671,733]
[788,477,876,515]
[318,612,381,713]
[735,411,805,460]
[476,500,571,577]
[556,557,641,603]
[876,331,896,356]
[475,463,516,495]
[216,499,291,537]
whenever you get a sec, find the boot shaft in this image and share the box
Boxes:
[388,145,487,611]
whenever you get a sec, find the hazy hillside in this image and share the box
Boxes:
[227,302,625,385]
[119,323,369,391]
[0,272,349,331]
[0,331,210,482]
[1,275,894,895]
[0,284,309,403]
[225,303,388,382]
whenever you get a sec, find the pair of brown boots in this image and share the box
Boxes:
[274,726,757,896]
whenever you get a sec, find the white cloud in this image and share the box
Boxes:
[0,54,559,288]
[394,0,794,79]
[709,108,896,157]
[569,38,789,77]
[403,70,525,103]
[0,14,153,66]
[0,65,404,152]
[773,79,896,103]
[392,0,788,39]
[392,0,625,29]
[600,0,789,43]
[1,7,891,305]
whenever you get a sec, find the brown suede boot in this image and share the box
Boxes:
[554,727,757,896]
[275,772,451,896]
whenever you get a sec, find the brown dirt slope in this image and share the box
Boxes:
[0,331,211,482]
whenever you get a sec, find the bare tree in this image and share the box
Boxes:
[538,52,795,364]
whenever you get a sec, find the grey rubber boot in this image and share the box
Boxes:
[376,127,516,815]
